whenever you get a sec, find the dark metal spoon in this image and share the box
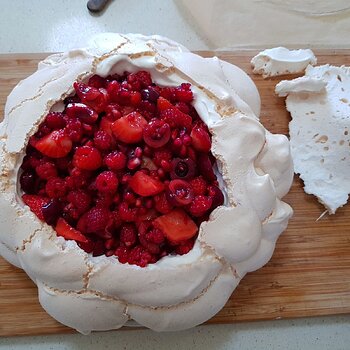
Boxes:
[87,0,110,13]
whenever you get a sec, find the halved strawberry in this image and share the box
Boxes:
[22,194,49,221]
[55,218,88,243]
[153,209,198,243]
[157,96,174,112]
[129,171,165,197]
[34,130,72,158]
[158,97,192,129]
[190,123,211,152]
[112,112,147,144]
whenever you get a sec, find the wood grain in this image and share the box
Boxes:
[0,51,349,337]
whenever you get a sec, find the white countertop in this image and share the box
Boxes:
[0,1,349,349]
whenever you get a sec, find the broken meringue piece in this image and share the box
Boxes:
[0,33,293,333]
[276,64,350,214]
[251,47,317,78]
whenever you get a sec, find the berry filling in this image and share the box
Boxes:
[20,71,224,267]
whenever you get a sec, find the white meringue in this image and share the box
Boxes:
[0,33,293,333]
[251,47,317,78]
[276,64,350,213]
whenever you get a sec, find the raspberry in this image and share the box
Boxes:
[120,224,137,247]
[154,192,173,214]
[190,177,207,196]
[128,71,152,90]
[160,87,177,102]
[188,195,212,217]
[45,112,66,130]
[175,239,194,255]
[118,202,137,222]
[65,118,83,142]
[146,228,165,244]
[73,146,102,170]
[96,195,115,210]
[85,207,111,233]
[127,245,155,267]
[175,83,193,103]
[35,161,57,180]
[95,171,119,193]
[104,151,127,170]
[67,189,91,214]
[153,149,172,167]
[94,131,112,151]
[115,246,129,264]
[45,177,67,198]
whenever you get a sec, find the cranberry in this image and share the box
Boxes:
[170,158,196,180]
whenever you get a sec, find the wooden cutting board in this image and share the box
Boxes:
[0,51,349,337]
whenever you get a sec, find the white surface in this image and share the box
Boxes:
[0,0,349,348]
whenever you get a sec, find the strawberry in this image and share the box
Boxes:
[129,171,165,197]
[153,209,198,243]
[157,96,174,112]
[55,218,88,243]
[112,112,147,144]
[34,130,72,158]
[160,107,192,130]
[190,123,211,152]
[22,194,49,221]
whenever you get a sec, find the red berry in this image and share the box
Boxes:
[143,119,171,148]
[153,209,198,243]
[166,179,194,206]
[188,195,212,217]
[120,224,137,247]
[73,146,102,170]
[94,130,112,151]
[65,103,98,125]
[45,177,67,198]
[55,218,88,243]
[84,207,111,233]
[190,123,211,152]
[104,151,127,170]
[112,112,148,144]
[34,130,72,158]
[129,171,165,197]
[45,112,66,129]
[190,177,207,196]
[118,202,137,222]
[22,194,49,221]
[67,189,92,214]
[175,84,193,103]
[35,161,57,180]
[95,171,119,193]
[73,82,108,113]
[154,192,173,214]
[65,118,83,142]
